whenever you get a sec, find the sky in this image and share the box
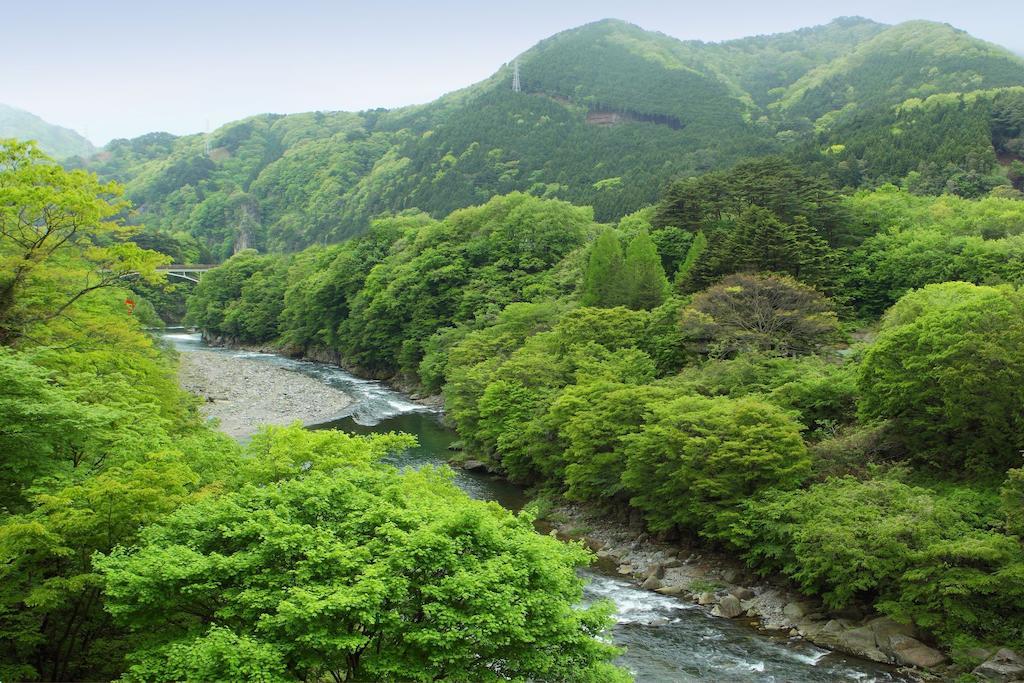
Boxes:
[5,0,1023,146]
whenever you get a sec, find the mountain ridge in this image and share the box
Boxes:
[55,16,1024,258]
[0,104,95,159]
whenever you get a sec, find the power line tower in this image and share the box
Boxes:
[204,119,211,156]
[512,59,521,93]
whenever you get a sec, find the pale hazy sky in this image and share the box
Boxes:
[5,0,1022,145]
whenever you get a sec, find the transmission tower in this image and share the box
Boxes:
[512,60,521,93]
[204,119,211,156]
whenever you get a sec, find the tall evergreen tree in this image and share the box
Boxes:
[728,206,800,273]
[580,228,626,307]
[674,229,708,291]
[624,229,670,310]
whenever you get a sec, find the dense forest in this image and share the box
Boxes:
[67,17,1024,262]
[0,142,627,682]
[4,12,1024,683]
[184,154,1024,674]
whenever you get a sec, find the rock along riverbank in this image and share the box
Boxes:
[178,349,354,439]
[538,503,966,680]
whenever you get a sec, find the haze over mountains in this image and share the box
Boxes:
[22,16,1024,259]
[0,104,95,159]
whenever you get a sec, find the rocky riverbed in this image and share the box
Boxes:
[178,350,354,438]
[543,503,951,679]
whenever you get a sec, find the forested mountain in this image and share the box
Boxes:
[0,104,95,159]
[73,17,1024,260]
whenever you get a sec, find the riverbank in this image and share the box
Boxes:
[175,332,919,680]
[178,350,354,438]
[540,502,955,679]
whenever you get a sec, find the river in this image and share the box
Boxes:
[165,330,909,682]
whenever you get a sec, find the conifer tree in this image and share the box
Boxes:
[674,230,708,291]
[624,229,670,310]
[580,227,626,307]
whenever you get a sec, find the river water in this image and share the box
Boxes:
[165,331,909,682]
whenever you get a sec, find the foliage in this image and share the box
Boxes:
[622,228,669,310]
[621,395,810,537]
[732,476,1023,649]
[0,140,167,344]
[681,273,840,357]
[842,186,1024,315]
[97,426,627,683]
[580,227,626,307]
[858,282,1024,473]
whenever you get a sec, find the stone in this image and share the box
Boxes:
[656,585,685,596]
[718,567,740,583]
[713,595,743,619]
[817,618,855,644]
[461,459,487,472]
[889,636,946,669]
[617,564,634,575]
[641,575,663,590]
[698,591,716,605]
[661,558,683,570]
[596,549,620,562]
[834,624,881,659]
[730,587,756,600]
[782,601,809,622]
[796,618,826,639]
[973,648,1024,682]
[866,616,916,650]
[647,616,670,626]
[645,563,665,580]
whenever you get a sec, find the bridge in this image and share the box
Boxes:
[157,264,216,284]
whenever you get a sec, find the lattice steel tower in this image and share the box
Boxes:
[512,60,521,93]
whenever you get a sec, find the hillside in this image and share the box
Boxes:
[75,17,1024,259]
[0,104,95,159]
[777,21,1024,120]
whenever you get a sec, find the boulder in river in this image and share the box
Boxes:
[832,624,885,661]
[460,459,488,472]
[973,648,1024,681]
[641,575,663,590]
[712,595,743,618]
[730,587,755,601]
[782,601,809,623]
[888,634,946,669]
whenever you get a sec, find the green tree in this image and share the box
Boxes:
[673,229,707,290]
[858,282,1024,472]
[580,227,626,307]
[623,229,669,310]
[681,273,840,357]
[97,427,628,683]
[0,140,167,344]
[621,394,810,537]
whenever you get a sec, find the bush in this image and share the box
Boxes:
[858,282,1024,473]
[621,394,810,537]
[731,477,993,608]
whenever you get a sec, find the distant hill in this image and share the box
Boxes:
[0,104,95,159]
[79,17,1024,258]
